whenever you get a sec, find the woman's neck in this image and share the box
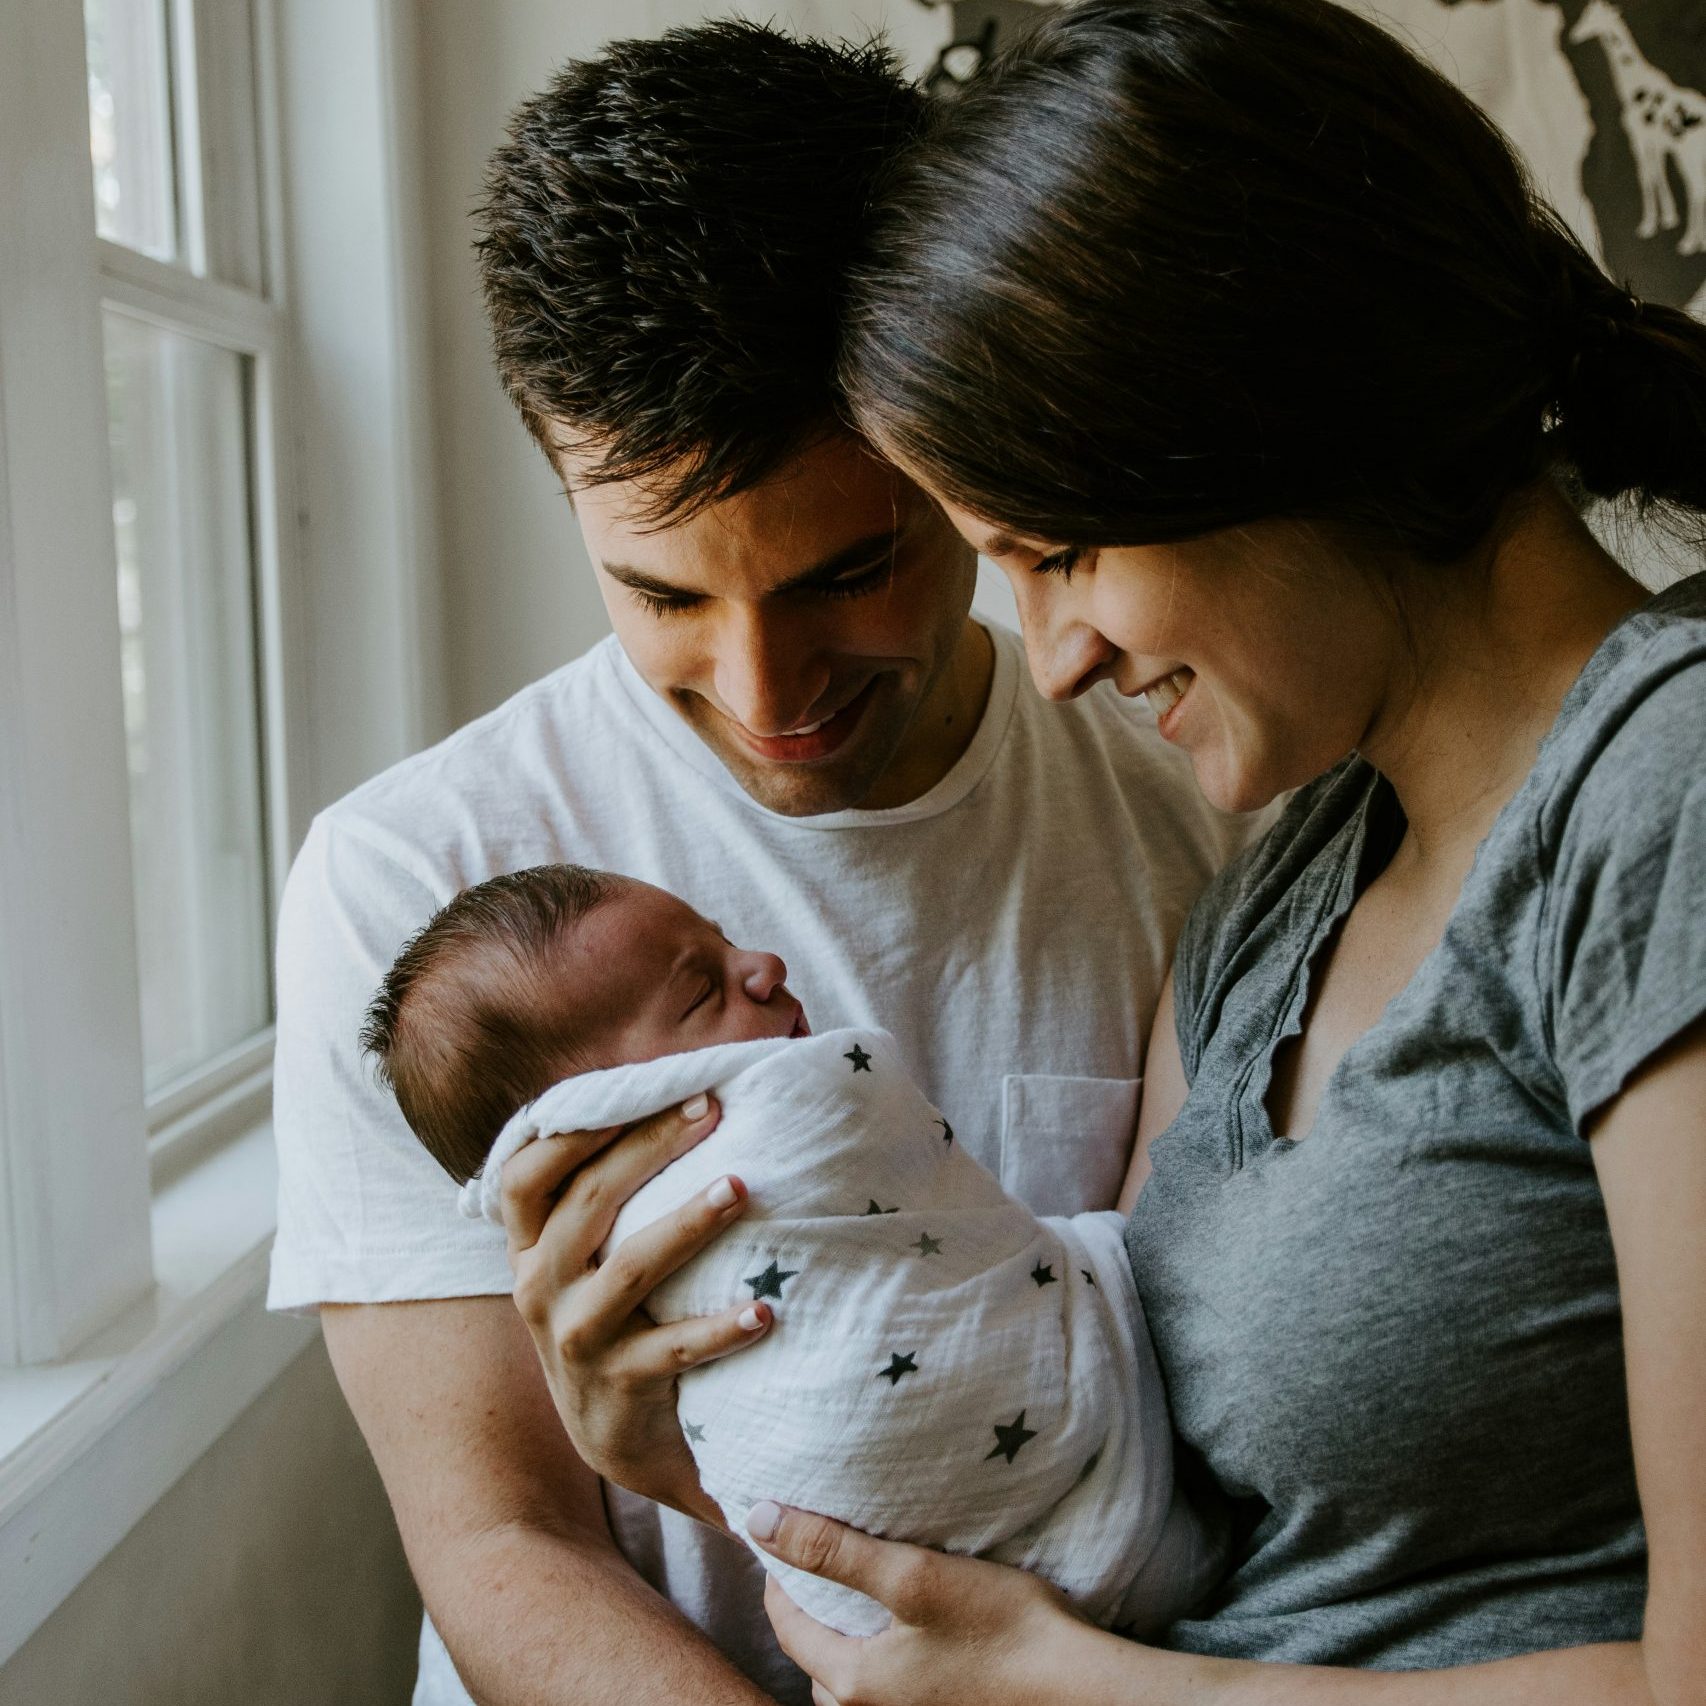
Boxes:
[1358,485,1648,877]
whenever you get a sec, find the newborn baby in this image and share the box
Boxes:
[362,863,1222,1636]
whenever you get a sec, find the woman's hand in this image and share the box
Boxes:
[748,1502,1090,1706]
[502,1095,771,1527]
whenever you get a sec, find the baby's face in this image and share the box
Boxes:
[566,881,809,1067]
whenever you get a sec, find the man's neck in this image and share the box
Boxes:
[858,619,995,811]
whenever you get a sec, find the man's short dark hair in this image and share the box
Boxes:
[361,865,621,1185]
[473,20,926,524]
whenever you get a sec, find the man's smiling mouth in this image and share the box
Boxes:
[728,679,879,765]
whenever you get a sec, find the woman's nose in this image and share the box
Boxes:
[1026,621,1118,702]
[1006,570,1117,701]
[739,952,788,1002]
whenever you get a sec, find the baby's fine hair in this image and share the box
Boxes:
[361,863,621,1186]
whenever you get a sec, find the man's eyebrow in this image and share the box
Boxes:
[600,562,698,600]
[980,530,1021,559]
[600,528,902,602]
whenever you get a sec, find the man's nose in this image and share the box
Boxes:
[739,952,788,1003]
[711,608,827,735]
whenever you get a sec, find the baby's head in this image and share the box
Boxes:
[362,864,807,1184]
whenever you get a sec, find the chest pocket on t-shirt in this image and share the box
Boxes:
[999,1073,1141,1216]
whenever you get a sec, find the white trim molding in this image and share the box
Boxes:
[0,1122,314,1668]
[0,0,156,1369]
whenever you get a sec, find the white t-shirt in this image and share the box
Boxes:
[268,624,1253,1705]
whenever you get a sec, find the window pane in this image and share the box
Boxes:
[103,313,272,1094]
[85,0,177,261]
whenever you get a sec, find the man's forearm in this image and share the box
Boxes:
[420,1519,779,1706]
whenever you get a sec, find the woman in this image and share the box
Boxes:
[503,1,1706,1700]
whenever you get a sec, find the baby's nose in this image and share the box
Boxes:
[741,952,788,1001]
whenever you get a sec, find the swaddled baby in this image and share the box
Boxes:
[362,864,1222,1637]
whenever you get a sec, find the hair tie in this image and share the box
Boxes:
[1554,292,1646,409]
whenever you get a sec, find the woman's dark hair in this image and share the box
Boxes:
[841,0,1706,559]
[361,865,621,1185]
[474,20,926,524]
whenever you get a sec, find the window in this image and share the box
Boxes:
[85,0,281,1112]
[0,0,299,1367]
[104,316,273,1097]
[0,0,435,1659]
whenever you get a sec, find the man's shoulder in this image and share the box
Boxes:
[317,637,627,857]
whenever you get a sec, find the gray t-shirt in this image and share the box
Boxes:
[1127,572,1706,1668]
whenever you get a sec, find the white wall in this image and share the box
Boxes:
[411,1,953,729]
[0,1340,419,1706]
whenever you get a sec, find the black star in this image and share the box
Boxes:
[877,1351,919,1386]
[744,1259,798,1301]
[1031,1262,1057,1288]
[864,1199,899,1216]
[1081,1269,1097,1287]
[936,1117,954,1145]
[913,1232,943,1257]
[844,1043,873,1073]
[684,1420,707,1444]
[986,1410,1038,1464]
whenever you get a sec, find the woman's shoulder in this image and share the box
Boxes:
[1532,573,1706,1130]
[1538,572,1706,843]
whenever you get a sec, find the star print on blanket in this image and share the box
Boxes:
[464,1028,1221,1642]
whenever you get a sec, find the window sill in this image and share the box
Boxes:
[0,1117,313,1666]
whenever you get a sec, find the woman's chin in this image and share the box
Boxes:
[1190,749,1288,817]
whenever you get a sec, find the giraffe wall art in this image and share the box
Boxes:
[1571,0,1706,255]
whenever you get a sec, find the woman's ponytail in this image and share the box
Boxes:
[1542,231,1706,514]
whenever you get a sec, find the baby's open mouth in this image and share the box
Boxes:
[789,1007,811,1038]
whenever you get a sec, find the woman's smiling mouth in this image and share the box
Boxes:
[1142,666,1195,732]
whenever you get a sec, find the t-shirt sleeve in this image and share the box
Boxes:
[1548,664,1706,1134]
[266,813,513,1313]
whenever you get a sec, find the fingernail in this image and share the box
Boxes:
[738,1305,765,1331]
[745,1500,781,1542]
[682,1093,711,1121]
[706,1176,738,1209]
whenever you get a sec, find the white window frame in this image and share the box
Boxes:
[0,0,439,1665]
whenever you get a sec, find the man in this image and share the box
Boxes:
[268,22,1249,1706]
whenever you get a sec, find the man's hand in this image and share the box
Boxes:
[502,1096,772,1525]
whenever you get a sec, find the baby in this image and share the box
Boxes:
[363,864,1222,1636]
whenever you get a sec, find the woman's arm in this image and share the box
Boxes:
[751,1015,1706,1706]
[499,1097,770,1526]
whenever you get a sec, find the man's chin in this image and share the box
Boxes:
[679,704,909,817]
[709,745,897,817]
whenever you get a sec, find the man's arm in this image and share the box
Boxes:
[322,1295,777,1706]
[1117,970,1187,1213]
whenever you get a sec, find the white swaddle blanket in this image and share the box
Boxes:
[462,1027,1220,1636]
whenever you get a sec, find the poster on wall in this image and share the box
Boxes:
[1330,0,1704,316]
[930,0,1704,316]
